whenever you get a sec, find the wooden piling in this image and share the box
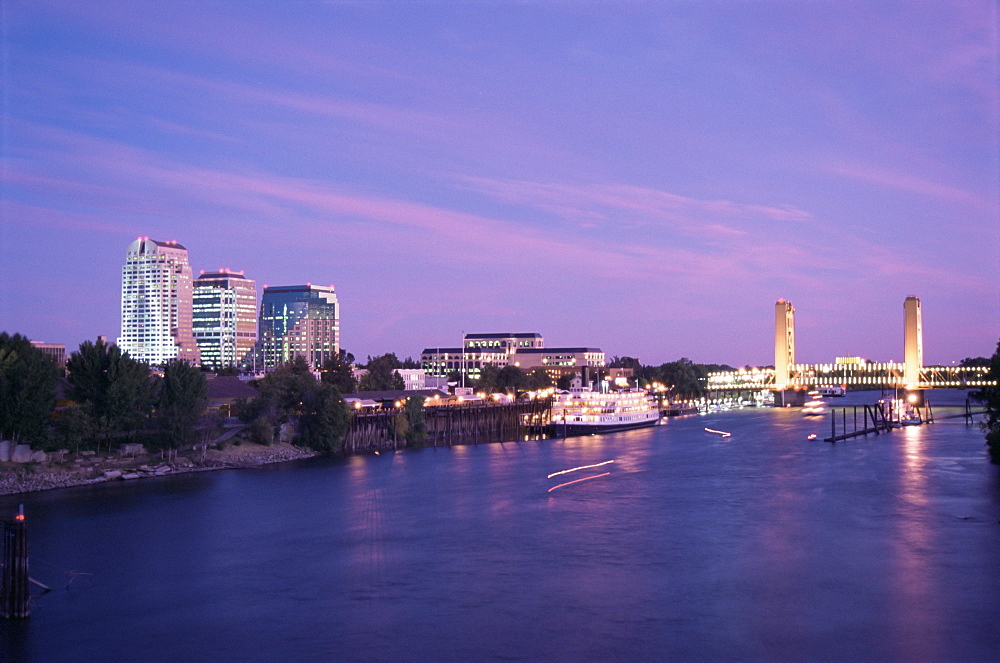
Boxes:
[2,509,31,619]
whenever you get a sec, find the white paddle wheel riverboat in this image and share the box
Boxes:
[552,388,661,436]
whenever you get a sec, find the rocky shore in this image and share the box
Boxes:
[0,442,319,496]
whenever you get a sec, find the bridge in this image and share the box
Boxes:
[706,296,994,400]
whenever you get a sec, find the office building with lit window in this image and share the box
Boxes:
[193,270,258,370]
[119,237,201,366]
[421,332,604,383]
[251,284,339,371]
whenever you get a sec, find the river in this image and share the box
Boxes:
[2,390,998,661]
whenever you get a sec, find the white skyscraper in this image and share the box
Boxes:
[119,237,201,366]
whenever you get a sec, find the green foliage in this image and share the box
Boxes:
[556,374,574,390]
[256,357,317,416]
[525,368,553,390]
[976,339,1000,463]
[403,395,427,444]
[400,356,422,369]
[321,350,357,393]
[478,364,528,394]
[0,332,59,446]
[358,354,405,391]
[157,360,208,449]
[653,358,706,398]
[66,338,155,450]
[298,383,351,453]
[52,405,94,453]
[249,415,274,446]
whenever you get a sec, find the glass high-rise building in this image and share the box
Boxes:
[193,270,258,370]
[119,237,201,366]
[253,284,340,371]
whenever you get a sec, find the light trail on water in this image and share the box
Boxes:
[547,472,612,493]
[547,460,614,479]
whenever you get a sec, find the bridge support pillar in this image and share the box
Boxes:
[774,389,806,407]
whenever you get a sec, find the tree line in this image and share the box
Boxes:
[0,333,427,455]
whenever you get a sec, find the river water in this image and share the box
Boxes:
[2,391,998,662]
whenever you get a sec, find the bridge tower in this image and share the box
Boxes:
[903,296,923,388]
[774,299,796,389]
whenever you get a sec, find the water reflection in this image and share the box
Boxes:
[890,425,941,660]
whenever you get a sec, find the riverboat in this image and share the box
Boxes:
[552,388,661,436]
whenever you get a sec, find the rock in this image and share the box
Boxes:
[120,443,145,457]
[0,440,11,462]
[121,473,140,480]
[80,450,96,457]
[29,450,47,463]
[12,445,33,463]
[103,470,123,480]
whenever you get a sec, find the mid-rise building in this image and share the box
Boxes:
[193,269,258,370]
[119,237,200,366]
[422,333,544,381]
[252,284,339,371]
[421,332,604,384]
[29,341,66,370]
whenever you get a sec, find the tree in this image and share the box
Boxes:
[358,354,405,391]
[975,339,1000,463]
[255,357,316,416]
[525,368,553,390]
[66,338,154,451]
[298,383,352,453]
[0,332,58,446]
[402,395,427,444]
[321,350,357,393]
[157,360,208,450]
[655,358,705,399]
[52,406,93,454]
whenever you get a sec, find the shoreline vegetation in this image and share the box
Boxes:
[0,441,318,497]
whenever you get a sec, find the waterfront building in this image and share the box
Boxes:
[252,284,339,371]
[508,347,605,381]
[193,270,258,370]
[119,237,200,366]
[29,341,66,370]
[422,333,544,382]
[396,369,449,391]
[421,332,605,384]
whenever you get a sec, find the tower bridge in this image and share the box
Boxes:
[706,296,995,399]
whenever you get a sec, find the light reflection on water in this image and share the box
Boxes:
[1,392,999,662]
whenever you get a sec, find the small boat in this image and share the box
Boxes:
[802,391,827,416]
[818,386,846,397]
[552,387,661,436]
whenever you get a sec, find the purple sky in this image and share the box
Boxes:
[2,2,997,367]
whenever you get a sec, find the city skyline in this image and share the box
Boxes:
[2,2,997,366]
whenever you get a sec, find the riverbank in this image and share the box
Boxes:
[0,442,319,496]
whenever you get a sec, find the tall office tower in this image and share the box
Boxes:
[255,284,339,371]
[903,296,923,387]
[774,299,796,388]
[119,237,201,366]
[192,269,258,370]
